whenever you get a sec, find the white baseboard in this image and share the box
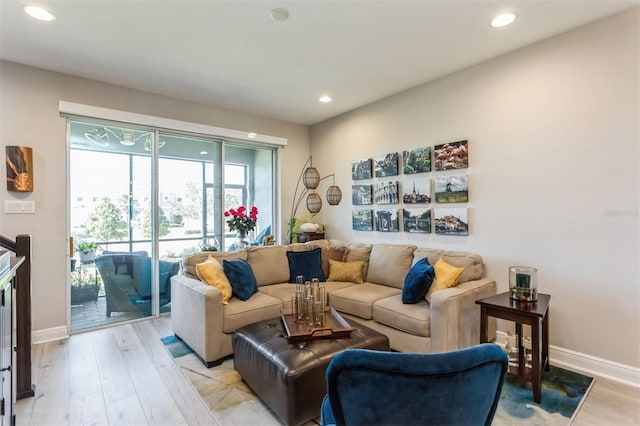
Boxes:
[32,326,68,344]
[551,345,640,388]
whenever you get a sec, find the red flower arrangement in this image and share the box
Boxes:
[224,206,259,235]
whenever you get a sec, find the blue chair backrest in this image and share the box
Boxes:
[323,344,508,426]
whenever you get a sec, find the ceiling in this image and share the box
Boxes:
[0,1,636,126]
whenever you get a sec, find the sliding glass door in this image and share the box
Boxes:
[68,119,277,332]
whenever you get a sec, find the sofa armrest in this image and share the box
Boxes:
[171,274,224,361]
[429,278,496,353]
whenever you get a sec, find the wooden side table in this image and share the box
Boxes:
[476,292,550,403]
[296,232,325,243]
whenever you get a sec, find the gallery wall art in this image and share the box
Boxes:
[352,184,373,205]
[374,153,399,177]
[350,139,470,235]
[434,175,469,203]
[434,140,468,171]
[352,209,374,231]
[403,178,430,204]
[375,209,399,232]
[434,207,468,236]
[352,159,372,180]
[374,181,399,205]
[403,208,431,233]
[402,147,431,174]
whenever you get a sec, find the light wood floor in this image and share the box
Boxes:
[15,316,640,426]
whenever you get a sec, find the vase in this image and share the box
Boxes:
[235,231,250,250]
[509,266,538,302]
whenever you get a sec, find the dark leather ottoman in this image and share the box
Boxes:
[232,317,390,425]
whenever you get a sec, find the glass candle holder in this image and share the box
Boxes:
[509,266,538,302]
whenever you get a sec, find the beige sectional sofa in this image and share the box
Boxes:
[171,240,496,366]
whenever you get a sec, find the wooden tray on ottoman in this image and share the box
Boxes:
[281,307,354,342]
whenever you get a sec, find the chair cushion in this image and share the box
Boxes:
[373,295,431,337]
[195,256,233,305]
[402,258,435,304]
[222,259,258,301]
[425,258,464,303]
[328,260,364,284]
[286,247,325,282]
[247,245,290,286]
[329,283,401,319]
[367,244,417,289]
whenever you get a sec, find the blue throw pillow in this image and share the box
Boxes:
[402,258,435,304]
[222,259,258,301]
[286,247,326,282]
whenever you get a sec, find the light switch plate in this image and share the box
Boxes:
[4,200,35,214]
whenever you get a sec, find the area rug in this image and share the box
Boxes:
[161,335,593,426]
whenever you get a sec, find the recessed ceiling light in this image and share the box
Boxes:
[319,95,332,103]
[200,151,208,155]
[270,8,289,22]
[248,132,257,139]
[491,13,515,28]
[23,5,56,22]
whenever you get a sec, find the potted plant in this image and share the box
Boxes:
[75,240,99,263]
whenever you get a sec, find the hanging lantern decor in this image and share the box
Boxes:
[303,166,320,189]
[326,185,342,205]
[306,192,322,213]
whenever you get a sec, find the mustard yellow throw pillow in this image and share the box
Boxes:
[195,256,233,304]
[328,259,364,284]
[425,258,464,303]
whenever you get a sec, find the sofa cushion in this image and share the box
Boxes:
[373,295,431,338]
[329,283,401,319]
[402,258,435,304]
[286,247,325,282]
[223,259,258,301]
[182,250,247,279]
[425,258,464,303]
[320,246,347,279]
[328,260,364,284]
[247,245,290,286]
[195,256,233,305]
[222,292,282,333]
[344,243,373,282]
[367,244,417,289]
[413,248,483,283]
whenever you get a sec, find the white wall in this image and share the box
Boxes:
[0,61,309,335]
[311,9,639,369]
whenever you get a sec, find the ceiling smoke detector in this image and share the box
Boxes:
[270,8,289,22]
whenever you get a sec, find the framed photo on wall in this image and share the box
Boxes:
[434,140,468,171]
[375,209,399,232]
[402,147,431,174]
[374,152,399,177]
[352,209,374,231]
[351,158,372,180]
[403,208,431,233]
[434,207,468,236]
[374,181,399,205]
[352,184,373,205]
[403,178,430,204]
[434,175,468,203]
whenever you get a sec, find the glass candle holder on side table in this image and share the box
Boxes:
[509,266,538,302]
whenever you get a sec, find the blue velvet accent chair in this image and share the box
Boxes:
[321,343,508,426]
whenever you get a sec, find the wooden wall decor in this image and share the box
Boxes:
[6,146,34,192]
